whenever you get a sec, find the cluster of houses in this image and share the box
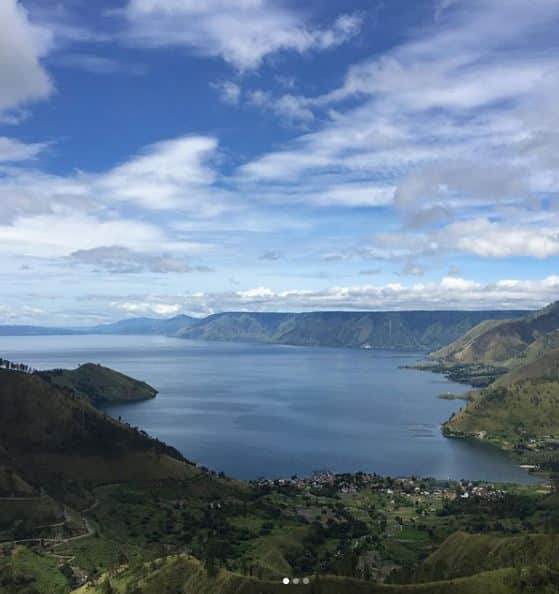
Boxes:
[254,471,509,503]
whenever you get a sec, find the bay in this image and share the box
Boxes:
[0,334,537,483]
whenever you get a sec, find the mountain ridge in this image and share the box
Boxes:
[0,310,529,353]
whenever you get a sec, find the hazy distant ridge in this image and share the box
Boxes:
[0,310,528,351]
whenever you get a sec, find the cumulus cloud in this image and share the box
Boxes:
[115,301,182,317]
[0,0,52,117]
[123,0,363,70]
[172,275,559,313]
[445,219,559,259]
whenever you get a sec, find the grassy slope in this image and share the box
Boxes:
[416,531,559,582]
[493,348,559,388]
[0,546,69,594]
[444,379,559,447]
[431,302,559,449]
[38,363,157,404]
[444,348,559,447]
[431,319,510,361]
[73,554,555,594]
[431,301,559,366]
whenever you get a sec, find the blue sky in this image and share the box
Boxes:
[1,0,559,325]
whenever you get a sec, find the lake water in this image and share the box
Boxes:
[0,334,538,483]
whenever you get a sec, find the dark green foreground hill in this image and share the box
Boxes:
[0,369,190,483]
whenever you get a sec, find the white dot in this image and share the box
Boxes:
[282,577,290,584]
[302,577,310,584]
[293,578,300,584]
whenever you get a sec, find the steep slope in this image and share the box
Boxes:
[433,301,559,366]
[179,310,526,351]
[0,370,195,483]
[443,349,559,448]
[493,347,559,388]
[37,363,157,404]
[415,531,559,582]
[180,312,290,342]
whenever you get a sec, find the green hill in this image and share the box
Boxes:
[444,377,559,450]
[432,301,559,367]
[72,553,559,594]
[38,363,157,405]
[415,531,559,582]
[0,369,193,483]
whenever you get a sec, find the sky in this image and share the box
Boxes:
[1,0,559,325]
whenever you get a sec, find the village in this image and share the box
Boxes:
[253,470,510,503]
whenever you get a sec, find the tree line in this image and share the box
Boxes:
[0,357,35,374]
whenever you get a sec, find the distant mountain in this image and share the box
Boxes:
[0,325,79,336]
[178,310,528,351]
[88,314,197,335]
[37,363,157,405]
[0,310,529,352]
[432,300,559,366]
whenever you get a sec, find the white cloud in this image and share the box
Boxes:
[212,81,241,105]
[124,0,363,70]
[0,137,47,162]
[235,0,559,227]
[100,136,220,210]
[310,184,395,207]
[0,0,53,116]
[247,90,314,125]
[52,53,145,76]
[115,301,182,317]
[69,245,212,274]
[0,135,231,217]
[0,214,165,258]
[445,219,559,258]
[178,274,559,312]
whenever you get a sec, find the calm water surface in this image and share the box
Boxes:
[0,334,538,483]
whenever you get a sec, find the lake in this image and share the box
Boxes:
[0,334,538,483]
